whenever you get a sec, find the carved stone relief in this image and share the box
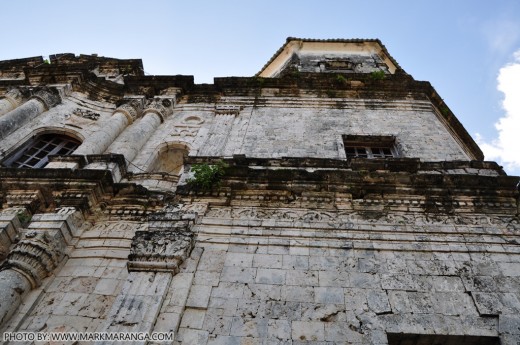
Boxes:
[113,101,142,123]
[143,98,173,121]
[3,230,65,287]
[86,221,148,236]
[205,207,520,231]
[72,108,100,121]
[171,127,199,137]
[128,230,194,272]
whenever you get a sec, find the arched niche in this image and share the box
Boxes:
[147,142,190,175]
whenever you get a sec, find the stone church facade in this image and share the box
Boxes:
[0,38,518,344]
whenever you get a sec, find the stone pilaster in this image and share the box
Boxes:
[0,270,31,327]
[0,208,83,328]
[106,98,173,164]
[0,89,25,116]
[0,89,61,141]
[96,212,193,345]
[199,105,241,156]
[74,99,143,156]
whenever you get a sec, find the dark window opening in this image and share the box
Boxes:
[343,135,398,159]
[318,59,355,71]
[3,134,80,168]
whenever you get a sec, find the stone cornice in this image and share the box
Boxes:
[178,157,519,212]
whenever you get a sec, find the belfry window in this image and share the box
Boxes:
[343,135,398,159]
[3,133,80,168]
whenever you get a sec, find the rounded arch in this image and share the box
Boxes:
[147,141,191,175]
[2,128,83,168]
[9,126,85,151]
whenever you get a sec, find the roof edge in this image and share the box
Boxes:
[256,37,404,76]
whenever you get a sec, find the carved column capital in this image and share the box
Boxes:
[3,230,65,288]
[113,100,143,124]
[31,89,61,110]
[3,89,24,108]
[127,230,194,272]
[143,98,173,122]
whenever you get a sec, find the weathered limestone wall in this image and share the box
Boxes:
[1,201,518,344]
[2,221,142,336]
[161,205,520,344]
[127,97,469,174]
[0,92,114,164]
[0,90,468,174]
[0,48,514,345]
[223,99,468,161]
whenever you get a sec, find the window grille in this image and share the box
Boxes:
[343,135,399,159]
[3,134,80,168]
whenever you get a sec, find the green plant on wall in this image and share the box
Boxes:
[187,160,228,192]
[336,74,347,84]
[16,211,31,226]
[370,70,386,80]
[326,89,337,98]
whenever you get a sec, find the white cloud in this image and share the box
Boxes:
[482,20,520,55]
[477,49,520,175]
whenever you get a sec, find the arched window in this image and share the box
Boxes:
[3,133,81,168]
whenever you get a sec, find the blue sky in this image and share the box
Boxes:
[2,1,520,175]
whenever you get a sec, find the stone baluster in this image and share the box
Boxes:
[0,89,61,141]
[74,100,143,156]
[105,98,173,164]
[0,208,83,328]
[0,89,24,117]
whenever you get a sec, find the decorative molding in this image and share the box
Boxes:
[73,108,100,121]
[52,190,91,210]
[179,202,208,216]
[182,115,204,125]
[215,104,242,115]
[205,207,520,230]
[127,230,194,272]
[0,206,28,216]
[4,190,43,213]
[171,127,199,137]
[87,222,147,236]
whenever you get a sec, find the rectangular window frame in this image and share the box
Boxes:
[343,135,399,160]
